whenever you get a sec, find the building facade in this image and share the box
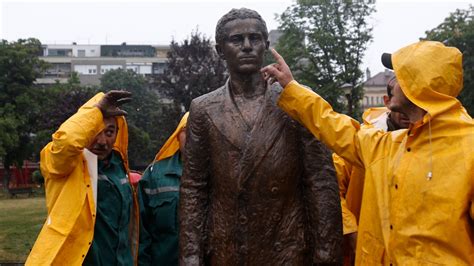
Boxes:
[362,70,394,109]
[37,43,170,86]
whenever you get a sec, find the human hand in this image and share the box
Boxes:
[95,90,132,118]
[260,48,294,88]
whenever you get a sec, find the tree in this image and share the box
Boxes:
[276,0,375,118]
[100,68,165,168]
[31,74,98,161]
[0,38,48,189]
[154,30,227,111]
[423,6,474,116]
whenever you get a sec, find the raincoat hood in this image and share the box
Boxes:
[80,92,129,169]
[392,41,463,117]
[154,112,188,162]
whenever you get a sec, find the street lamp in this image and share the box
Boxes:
[340,83,353,116]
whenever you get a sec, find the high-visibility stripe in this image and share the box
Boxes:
[144,186,179,195]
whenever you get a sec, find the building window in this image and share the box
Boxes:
[100,65,122,74]
[126,65,139,73]
[78,50,86,57]
[48,49,73,57]
[74,65,98,75]
[153,62,167,74]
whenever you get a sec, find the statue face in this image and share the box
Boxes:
[218,18,269,75]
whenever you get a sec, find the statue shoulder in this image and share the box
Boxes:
[190,85,226,108]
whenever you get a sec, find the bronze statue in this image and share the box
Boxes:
[179,8,342,265]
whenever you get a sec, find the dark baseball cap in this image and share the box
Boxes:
[381,53,393,70]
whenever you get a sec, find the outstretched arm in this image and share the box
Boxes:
[261,49,364,168]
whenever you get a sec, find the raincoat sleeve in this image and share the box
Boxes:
[301,128,343,263]
[41,106,105,179]
[179,100,211,266]
[278,81,364,168]
[137,178,152,266]
[333,153,358,235]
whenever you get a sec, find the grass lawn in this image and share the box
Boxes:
[0,195,46,262]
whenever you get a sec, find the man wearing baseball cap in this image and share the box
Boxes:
[261,41,474,264]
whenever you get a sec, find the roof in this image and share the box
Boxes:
[364,70,395,87]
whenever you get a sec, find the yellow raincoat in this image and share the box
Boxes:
[336,107,393,266]
[154,112,189,162]
[26,93,140,265]
[336,107,390,236]
[278,41,474,265]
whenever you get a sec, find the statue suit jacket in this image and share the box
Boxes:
[179,80,343,265]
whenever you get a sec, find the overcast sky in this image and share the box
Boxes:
[1,0,471,76]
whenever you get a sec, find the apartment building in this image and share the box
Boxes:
[37,43,170,86]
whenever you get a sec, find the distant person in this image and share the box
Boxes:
[335,76,409,265]
[26,91,140,265]
[262,41,474,264]
[180,8,342,265]
[138,112,188,266]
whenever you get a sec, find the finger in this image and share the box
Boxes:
[260,64,274,74]
[260,65,280,77]
[261,71,271,81]
[107,90,132,100]
[116,97,132,106]
[270,49,284,64]
[260,62,279,73]
[271,49,290,70]
[109,109,128,117]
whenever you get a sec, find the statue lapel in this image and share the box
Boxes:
[236,85,288,191]
[207,81,248,150]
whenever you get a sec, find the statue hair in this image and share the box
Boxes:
[215,8,268,45]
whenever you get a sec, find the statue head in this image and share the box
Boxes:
[215,8,269,46]
[215,8,269,74]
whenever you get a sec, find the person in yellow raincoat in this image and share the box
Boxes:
[26,91,140,265]
[138,112,188,266]
[336,77,410,265]
[262,41,474,265]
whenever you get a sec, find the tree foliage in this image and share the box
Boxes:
[423,6,474,115]
[32,75,98,161]
[0,38,48,188]
[276,0,375,118]
[154,30,227,111]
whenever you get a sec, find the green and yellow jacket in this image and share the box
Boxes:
[139,113,188,266]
